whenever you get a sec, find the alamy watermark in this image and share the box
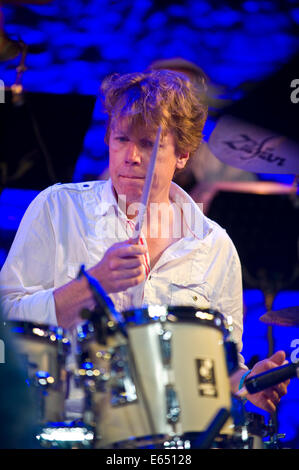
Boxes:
[0,80,5,104]
[290,339,299,363]
[0,339,4,363]
[290,79,299,104]
[94,197,204,240]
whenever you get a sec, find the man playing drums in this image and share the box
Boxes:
[0,70,289,414]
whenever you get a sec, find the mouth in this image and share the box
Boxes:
[119,175,145,180]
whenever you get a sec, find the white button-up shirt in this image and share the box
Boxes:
[0,179,245,365]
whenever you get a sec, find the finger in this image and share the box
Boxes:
[268,350,286,367]
[111,266,144,281]
[117,244,147,258]
[273,382,289,397]
[109,256,144,270]
[264,389,280,406]
[265,398,276,414]
[115,274,145,291]
[127,237,140,245]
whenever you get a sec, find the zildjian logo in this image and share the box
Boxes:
[224,134,286,167]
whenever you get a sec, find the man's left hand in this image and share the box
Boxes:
[245,350,290,413]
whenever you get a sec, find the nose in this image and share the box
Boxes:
[125,143,141,165]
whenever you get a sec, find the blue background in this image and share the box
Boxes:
[0,0,299,448]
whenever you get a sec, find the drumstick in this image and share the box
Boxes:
[131,125,162,243]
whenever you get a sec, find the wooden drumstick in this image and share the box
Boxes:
[131,125,162,243]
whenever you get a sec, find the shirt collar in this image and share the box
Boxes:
[97,178,127,219]
[169,181,213,240]
[98,178,213,239]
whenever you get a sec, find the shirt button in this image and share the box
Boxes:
[148,275,152,280]
[192,295,198,301]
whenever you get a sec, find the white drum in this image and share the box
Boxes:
[6,321,71,424]
[77,306,234,448]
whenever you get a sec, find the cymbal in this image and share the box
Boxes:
[208,115,299,175]
[194,180,294,195]
[259,306,299,327]
[190,180,295,213]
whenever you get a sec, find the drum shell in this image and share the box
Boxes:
[127,321,232,435]
[6,322,70,424]
[82,309,233,448]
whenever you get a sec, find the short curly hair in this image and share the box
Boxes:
[100,70,208,157]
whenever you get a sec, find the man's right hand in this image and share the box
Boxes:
[88,239,147,294]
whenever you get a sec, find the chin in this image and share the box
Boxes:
[115,183,142,202]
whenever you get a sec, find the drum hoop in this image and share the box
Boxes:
[122,306,229,337]
[3,320,70,349]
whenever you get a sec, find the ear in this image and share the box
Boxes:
[176,152,190,170]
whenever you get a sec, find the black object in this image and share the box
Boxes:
[244,362,299,394]
[221,53,299,144]
[186,408,231,449]
[207,191,299,292]
[0,89,96,191]
[224,340,240,376]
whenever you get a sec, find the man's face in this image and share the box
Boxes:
[109,117,188,207]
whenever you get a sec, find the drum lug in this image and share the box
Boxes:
[165,384,181,424]
[110,345,138,406]
[158,327,172,366]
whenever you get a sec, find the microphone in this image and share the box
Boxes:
[237,362,299,398]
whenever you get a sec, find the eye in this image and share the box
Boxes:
[140,139,154,149]
[115,135,129,142]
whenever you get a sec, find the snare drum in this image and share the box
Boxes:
[5,321,71,424]
[78,306,233,448]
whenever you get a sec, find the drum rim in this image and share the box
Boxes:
[122,305,229,336]
[3,320,71,347]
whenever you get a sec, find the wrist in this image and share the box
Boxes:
[239,369,252,390]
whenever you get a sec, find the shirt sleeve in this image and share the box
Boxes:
[213,236,247,370]
[223,244,247,369]
[0,187,58,326]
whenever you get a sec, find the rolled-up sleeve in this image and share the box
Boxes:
[0,187,58,326]
[217,241,246,369]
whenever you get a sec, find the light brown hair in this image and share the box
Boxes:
[100,70,208,156]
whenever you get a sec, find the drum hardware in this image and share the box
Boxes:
[185,407,230,449]
[36,420,94,449]
[165,384,181,426]
[263,417,286,449]
[158,321,181,428]
[109,344,138,406]
[232,412,272,449]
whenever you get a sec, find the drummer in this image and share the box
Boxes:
[0,70,289,414]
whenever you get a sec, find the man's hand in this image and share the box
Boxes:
[244,350,290,414]
[88,239,147,294]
